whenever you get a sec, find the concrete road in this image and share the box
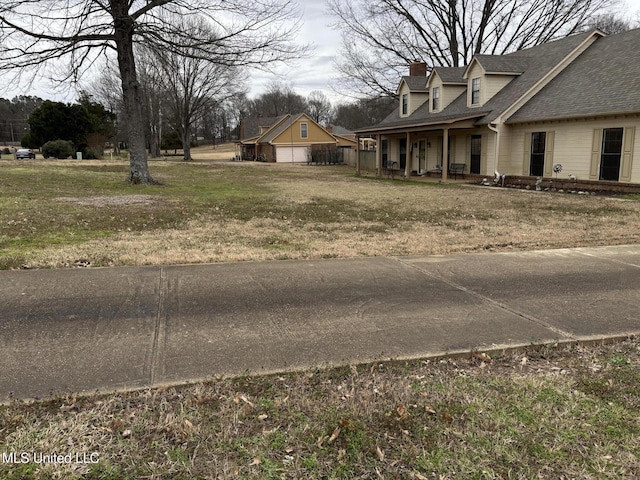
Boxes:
[1,245,639,402]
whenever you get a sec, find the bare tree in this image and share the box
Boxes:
[141,16,247,161]
[327,0,615,98]
[586,13,633,34]
[249,81,308,117]
[0,0,305,183]
[306,91,333,126]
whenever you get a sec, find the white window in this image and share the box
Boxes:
[432,87,440,111]
[471,77,481,105]
[300,123,308,139]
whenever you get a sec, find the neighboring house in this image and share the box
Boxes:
[240,113,357,162]
[355,28,640,185]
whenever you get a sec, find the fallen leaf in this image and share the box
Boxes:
[337,448,346,460]
[472,351,492,363]
[376,445,385,461]
[258,414,268,421]
[249,457,261,466]
[425,406,436,415]
[316,435,325,448]
[240,395,254,408]
[122,429,132,438]
[413,473,428,480]
[442,412,453,423]
[328,426,341,443]
[184,419,193,429]
[396,405,409,420]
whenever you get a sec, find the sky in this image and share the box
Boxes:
[2,0,640,106]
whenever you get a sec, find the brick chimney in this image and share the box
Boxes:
[409,62,427,77]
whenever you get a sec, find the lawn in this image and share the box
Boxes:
[1,153,639,270]
[1,152,639,479]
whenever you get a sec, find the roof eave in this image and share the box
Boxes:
[354,112,489,134]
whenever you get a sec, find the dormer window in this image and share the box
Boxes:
[432,87,440,111]
[471,77,481,105]
[401,94,408,115]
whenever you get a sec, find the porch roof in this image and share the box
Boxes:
[355,94,489,134]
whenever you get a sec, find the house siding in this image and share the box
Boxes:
[271,119,336,145]
[443,85,466,111]
[484,75,517,104]
[508,115,640,183]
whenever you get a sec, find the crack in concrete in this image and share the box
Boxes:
[396,258,577,341]
[150,267,167,385]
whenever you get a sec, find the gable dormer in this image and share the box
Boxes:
[463,56,528,107]
[426,67,466,113]
[397,71,429,118]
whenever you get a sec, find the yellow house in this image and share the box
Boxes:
[240,113,356,163]
[356,28,640,186]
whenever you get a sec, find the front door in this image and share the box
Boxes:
[470,135,481,174]
[600,128,623,181]
[530,132,546,176]
[419,140,427,173]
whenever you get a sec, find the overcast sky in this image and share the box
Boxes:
[2,0,640,105]
[253,0,640,104]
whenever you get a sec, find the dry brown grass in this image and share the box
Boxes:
[11,161,639,270]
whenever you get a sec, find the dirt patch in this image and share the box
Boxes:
[56,195,160,207]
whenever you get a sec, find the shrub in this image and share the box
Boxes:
[42,139,75,159]
[82,148,102,160]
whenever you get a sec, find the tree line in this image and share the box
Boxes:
[1,0,635,181]
[0,82,396,156]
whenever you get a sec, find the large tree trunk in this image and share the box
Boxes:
[112,7,155,184]
[182,125,192,161]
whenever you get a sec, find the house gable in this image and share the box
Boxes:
[426,68,466,113]
[269,114,337,145]
[463,57,523,108]
[398,77,429,118]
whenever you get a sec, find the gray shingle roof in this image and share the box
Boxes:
[433,66,466,84]
[356,29,619,133]
[472,55,530,74]
[257,115,297,143]
[241,116,286,140]
[507,28,640,122]
[400,76,429,92]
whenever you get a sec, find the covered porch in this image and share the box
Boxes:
[355,116,495,181]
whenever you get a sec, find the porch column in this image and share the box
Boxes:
[375,134,382,177]
[404,131,411,179]
[355,135,361,176]
[441,128,449,182]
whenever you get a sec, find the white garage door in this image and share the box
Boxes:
[276,146,309,163]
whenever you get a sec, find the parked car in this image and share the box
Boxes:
[15,148,36,159]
